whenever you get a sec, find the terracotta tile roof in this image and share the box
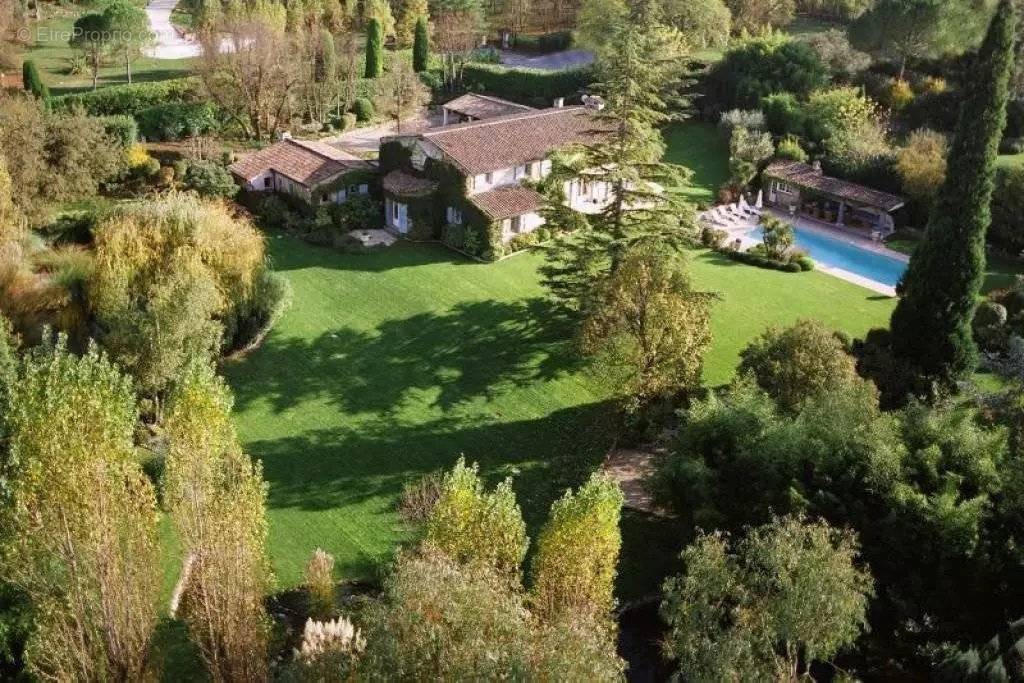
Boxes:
[382,169,438,197]
[422,106,610,175]
[442,93,535,120]
[229,138,370,188]
[764,161,905,212]
[468,184,544,220]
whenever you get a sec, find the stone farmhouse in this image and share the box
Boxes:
[378,96,612,259]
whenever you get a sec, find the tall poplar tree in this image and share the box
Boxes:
[889,0,1016,387]
[2,338,161,681]
[163,364,272,682]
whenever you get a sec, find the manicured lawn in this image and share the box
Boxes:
[23,12,193,95]
[222,239,620,587]
[690,250,895,385]
[663,121,730,204]
[220,234,895,591]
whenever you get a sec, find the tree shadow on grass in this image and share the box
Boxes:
[248,399,620,580]
[227,296,581,415]
[249,399,618,516]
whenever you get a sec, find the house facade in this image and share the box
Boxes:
[229,137,376,209]
[378,98,611,259]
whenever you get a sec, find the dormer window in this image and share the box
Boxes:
[514,165,526,180]
[485,172,493,184]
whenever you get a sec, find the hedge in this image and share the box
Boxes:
[512,30,573,53]
[136,102,220,141]
[50,77,202,117]
[461,63,595,107]
[724,249,805,272]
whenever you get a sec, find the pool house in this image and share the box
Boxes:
[763,160,905,237]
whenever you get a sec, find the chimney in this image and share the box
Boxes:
[582,95,605,111]
[553,97,564,108]
[811,159,822,174]
[279,131,293,141]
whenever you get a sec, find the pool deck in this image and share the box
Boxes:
[709,207,907,297]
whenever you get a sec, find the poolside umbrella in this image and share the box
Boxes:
[755,190,763,209]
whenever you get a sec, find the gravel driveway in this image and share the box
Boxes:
[143,0,201,59]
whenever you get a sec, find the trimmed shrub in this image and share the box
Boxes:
[462,63,595,107]
[352,97,375,122]
[725,249,802,272]
[136,102,220,141]
[22,60,49,101]
[50,77,200,117]
[99,114,138,147]
[182,161,238,199]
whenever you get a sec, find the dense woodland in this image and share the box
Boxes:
[2,0,1024,679]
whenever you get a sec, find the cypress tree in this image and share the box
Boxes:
[888,0,1016,387]
[365,18,383,78]
[21,60,49,101]
[412,15,429,73]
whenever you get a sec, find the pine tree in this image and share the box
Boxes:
[888,0,1016,387]
[365,17,383,78]
[539,2,698,311]
[412,15,429,72]
[21,60,49,101]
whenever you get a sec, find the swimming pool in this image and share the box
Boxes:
[746,225,908,287]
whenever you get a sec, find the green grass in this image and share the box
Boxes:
[23,13,193,95]
[222,240,620,587]
[690,250,895,384]
[205,116,900,597]
[218,235,895,591]
[998,153,1024,169]
[663,121,730,205]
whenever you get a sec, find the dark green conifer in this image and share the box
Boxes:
[21,60,49,101]
[412,16,429,73]
[889,0,1016,386]
[365,18,383,78]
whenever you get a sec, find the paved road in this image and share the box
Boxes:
[499,49,594,71]
[143,0,201,59]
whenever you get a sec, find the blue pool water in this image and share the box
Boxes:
[747,226,907,287]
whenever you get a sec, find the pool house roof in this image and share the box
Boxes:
[764,161,905,213]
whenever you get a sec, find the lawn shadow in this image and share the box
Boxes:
[227,296,580,415]
[249,399,617,514]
